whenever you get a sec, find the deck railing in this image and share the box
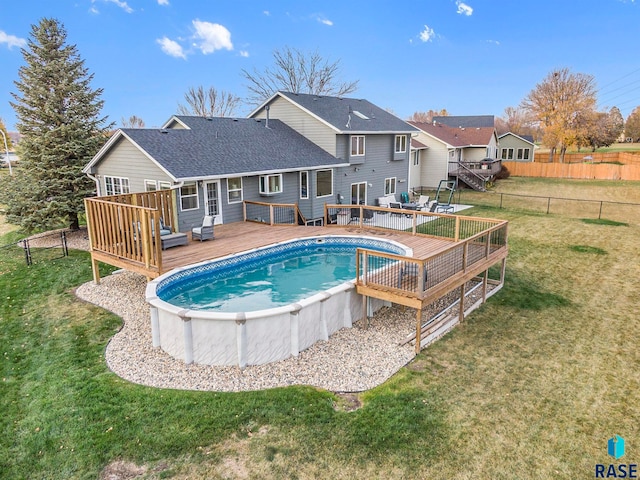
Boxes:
[243,200,305,225]
[84,190,175,280]
[324,203,505,240]
[356,221,508,300]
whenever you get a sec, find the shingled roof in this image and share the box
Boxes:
[408,121,496,147]
[86,117,345,180]
[432,115,495,128]
[256,91,418,134]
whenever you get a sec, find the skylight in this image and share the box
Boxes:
[352,110,369,120]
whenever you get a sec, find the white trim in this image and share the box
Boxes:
[384,177,397,195]
[179,182,199,211]
[160,116,192,130]
[300,171,309,199]
[395,135,407,153]
[144,179,157,192]
[350,135,365,156]
[315,169,333,198]
[204,180,223,224]
[259,174,283,195]
[226,177,243,204]
[104,175,130,196]
[83,130,178,182]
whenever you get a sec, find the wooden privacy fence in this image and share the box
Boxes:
[503,161,640,181]
[84,189,174,282]
[533,151,640,165]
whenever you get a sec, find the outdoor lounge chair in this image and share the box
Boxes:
[192,215,214,241]
[416,195,430,210]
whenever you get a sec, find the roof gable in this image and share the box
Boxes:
[409,121,496,147]
[253,91,418,134]
[87,117,345,180]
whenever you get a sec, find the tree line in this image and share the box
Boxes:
[1,17,639,232]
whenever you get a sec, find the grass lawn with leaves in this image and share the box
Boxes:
[1,178,639,479]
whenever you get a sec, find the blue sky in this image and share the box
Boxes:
[1,0,640,131]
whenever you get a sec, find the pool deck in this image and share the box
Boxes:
[160,222,455,273]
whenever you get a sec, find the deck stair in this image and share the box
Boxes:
[456,162,488,191]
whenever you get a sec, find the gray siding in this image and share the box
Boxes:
[499,134,534,161]
[335,134,409,205]
[253,97,337,155]
[94,137,173,195]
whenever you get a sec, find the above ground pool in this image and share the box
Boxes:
[146,235,412,368]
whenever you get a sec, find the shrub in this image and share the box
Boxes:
[495,165,511,180]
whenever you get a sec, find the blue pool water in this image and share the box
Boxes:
[156,237,407,313]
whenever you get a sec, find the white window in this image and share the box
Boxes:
[300,171,309,199]
[158,181,172,190]
[517,148,530,160]
[144,180,157,192]
[351,136,365,156]
[384,177,397,195]
[259,174,282,195]
[180,182,199,211]
[501,148,514,160]
[227,177,243,203]
[395,135,407,153]
[316,169,333,198]
[104,176,130,196]
[413,151,420,166]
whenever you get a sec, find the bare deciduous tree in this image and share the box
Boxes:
[178,86,242,117]
[120,115,145,128]
[407,109,449,123]
[521,68,596,162]
[242,46,359,107]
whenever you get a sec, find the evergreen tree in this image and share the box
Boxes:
[1,18,111,232]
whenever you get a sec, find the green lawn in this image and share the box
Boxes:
[1,178,639,479]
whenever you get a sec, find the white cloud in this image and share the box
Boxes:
[315,15,333,26]
[157,0,169,5]
[419,25,436,42]
[263,10,271,16]
[456,1,473,16]
[92,0,134,13]
[487,39,500,45]
[156,36,186,59]
[0,30,27,49]
[240,50,249,57]
[192,19,233,54]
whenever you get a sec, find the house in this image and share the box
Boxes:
[432,115,495,128]
[84,91,419,231]
[408,118,500,191]
[249,91,418,207]
[498,132,535,162]
[83,116,347,231]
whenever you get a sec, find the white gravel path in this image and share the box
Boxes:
[75,270,426,392]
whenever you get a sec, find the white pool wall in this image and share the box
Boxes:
[146,235,411,368]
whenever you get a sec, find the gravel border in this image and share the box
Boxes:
[76,270,423,392]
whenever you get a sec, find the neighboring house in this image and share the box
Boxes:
[432,115,495,128]
[498,132,535,162]
[249,91,418,207]
[83,116,346,231]
[408,120,500,190]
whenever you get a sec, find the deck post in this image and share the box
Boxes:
[482,269,488,303]
[91,256,101,285]
[458,283,466,323]
[415,308,422,354]
[454,216,461,242]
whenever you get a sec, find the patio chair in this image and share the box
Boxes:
[349,206,374,223]
[401,192,410,203]
[192,215,215,241]
[416,195,430,210]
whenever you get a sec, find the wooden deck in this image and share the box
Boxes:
[163,222,455,272]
